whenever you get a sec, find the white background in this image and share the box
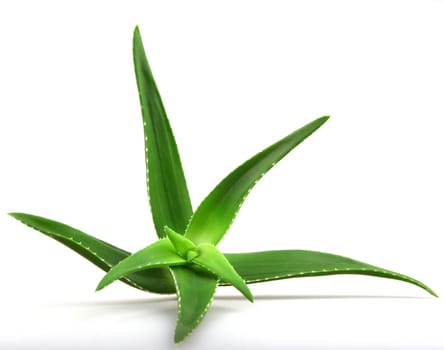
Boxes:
[1,1,444,349]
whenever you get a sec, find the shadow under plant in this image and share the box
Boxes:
[9,26,437,343]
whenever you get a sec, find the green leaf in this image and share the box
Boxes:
[165,226,196,260]
[171,266,218,343]
[225,250,438,297]
[133,26,192,237]
[193,244,253,302]
[96,239,186,291]
[9,212,175,294]
[185,116,329,245]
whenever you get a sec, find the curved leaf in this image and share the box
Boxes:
[185,116,329,245]
[165,226,196,259]
[193,244,253,302]
[171,266,218,343]
[224,250,437,297]
[9,212,175,294]
[133,26,192,237]
[96,239,186,291]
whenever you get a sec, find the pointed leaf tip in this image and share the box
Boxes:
[225,249,437,298]
[96,239,186,291]
[8,212,177,294]
[133,25,193,239]
[171,267,218,343]
[165,226,196,259]
[185,115,330,245]
[193,244,253,302]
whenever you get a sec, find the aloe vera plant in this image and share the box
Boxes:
[9,26,437,343]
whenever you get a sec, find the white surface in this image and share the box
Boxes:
[1,294,443,350]
[1,1,444,349]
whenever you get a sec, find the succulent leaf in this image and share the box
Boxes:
[171,266,218,343]
[193,244,253,302]
[96,239,186,291]
[133,26,193,237]
[9,213,175,294]
[185,116,329,246]
[164,226,196,260]
[225,250,437,297]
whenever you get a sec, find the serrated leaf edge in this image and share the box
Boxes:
[96,238,187,291]
[220,263,437,297]
[170,268,218,343]
[11,214,148,291]
[184,116,329,246]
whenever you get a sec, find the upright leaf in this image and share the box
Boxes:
[171,266,218,343]
[133,26,192,237]
[165,226,196,259]
[134,29,209,340]
[9,213,175,294]
[185,116,329,245]
[224,250,437,297]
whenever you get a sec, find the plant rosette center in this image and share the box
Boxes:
[165,227,253,301]
[96,225,254,303]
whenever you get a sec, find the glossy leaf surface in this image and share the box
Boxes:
[96,239,185,291]
[9,212,175,294]
[165,226,196,259]
[133,26,192,238]
[171,266,218,343]
[194,244,253,302]
[134,26,220,342]
[134,26,222,343]
[225,250,437,297]
[185,116,329,245]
